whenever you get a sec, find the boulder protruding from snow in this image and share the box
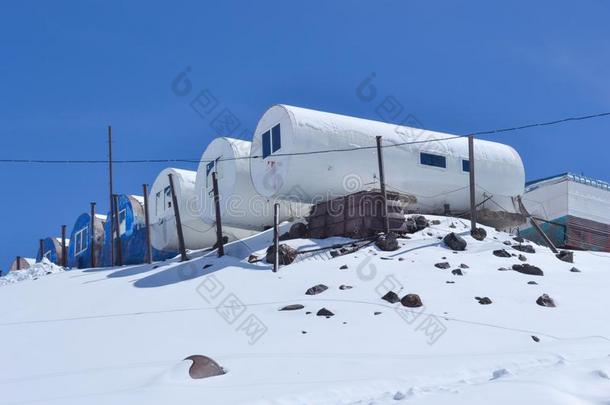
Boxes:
[513,244,536,254]
[451,269,463,276]
[475,296,492,305]
[400,294,423,308]
[493,249,512,258]
[443,233,467,251]
[288,222,308,239]
[279,304,305,311]
[570,267,581,273]
[183,355,225,379]
[305,284,328,295]
[381,291,400,303]
[471,227,487,241]
[435,262,451,269]
[556,250,574,263]
[266,244,298,266]
[536,294,556,307]
[375,232,399,251]
[317,308,334,317]
[512,264,544,276]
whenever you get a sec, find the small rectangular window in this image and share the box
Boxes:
[462,159,470,172]
[164,186,172,210]
[271,124,281,153]
[420,152,446,168]
[155,192,162,216]
[75,226,89,256]
[262,130,271,158]
[119,209,127,235]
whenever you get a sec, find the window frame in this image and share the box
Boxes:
[419,152,447,170]
[74,226,89,256]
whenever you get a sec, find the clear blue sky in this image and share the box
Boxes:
[1,1,609,272]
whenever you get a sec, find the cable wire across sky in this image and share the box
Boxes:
[1,110,609,165]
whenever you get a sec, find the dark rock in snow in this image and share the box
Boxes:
[513,244,536,254]
[536,294,556,307]
[247,254,259,263]
[493,249,512,258]
[339,285,353,290]
[503,240,512,246]
[305,284,328,295]
[443,233,467,251]
[513,236,525,243]
[471,227,487,241]
[460,263,470,269]
[203,264,213,269]
[556,250,574,263]
[288,222,308,239]
[512,264,544,276]
[527,281,538,285]
[570,267,581,273]
[184,355,225,379]
[374,311,382,315]
[531,335,540,342]
[329,250,340,258]
[400,294,423,308]
[279,304,305,311]
[446,281,455,284]
[476,297,493,305]
[381,291,400,304]
[266,244,298,265]
[339,264,348,270]
[449,223,456,229]
[414,215,429,231]
[375,232,399,251]
[518,254,527,262]
[398,257,405,261]
[431,220,441,225]
[451,269,463,276]
[317,308,334,317]
[435,262,451,269]
[498,267,510,271]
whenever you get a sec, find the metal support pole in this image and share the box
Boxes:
[468,135,477,234]
[90,202,97,268]
[143,184,153,264]
[61,225,67,267]
[112,194,123,266]
[168,173,189,262]
[273,203,279,272]
[212,171,225,257]
[38,239,44,262]
[16,256,21,271]
[108,125,115,266]
[376,136,390,234]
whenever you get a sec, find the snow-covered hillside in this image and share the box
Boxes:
[2,216,610,405]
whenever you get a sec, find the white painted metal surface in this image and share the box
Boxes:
[250,105,525,214]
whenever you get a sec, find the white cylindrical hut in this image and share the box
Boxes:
[249,105,525,215]
[149,168,254,252]
[194,137,303,231]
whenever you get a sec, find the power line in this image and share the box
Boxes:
[1,110,609,165]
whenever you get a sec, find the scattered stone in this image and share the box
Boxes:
[476,297,493,305]
[512,264,544,276]
[380,257,393,260]
[471,227,487,241]
[288,222,308,239]
[435,262,451,269]
[426,232,434,236]
[305,311,312,315]
[302,330,307,334]
[329,250,340,258]
[184,355,225,379]
[305,284,328,295]
[443,233,467,251]
[451,269,463,276]
[493,249,512,258]
[513,244,536,254]
[279,304,305,311]
[431,219,441,225]
[503,240,512,246]
[446,281,455,284]
[400,294,423,308]
[374,311,382,315]
[339,285,353,290]
[203,264,213,269]
[536,294,556,307]
[460,263,470,269]
[339,264,348,270]
[393,391,407,400]
[398,257,405,261]
[247,254,259,263]
[498,267,510,271]
[414,215,429,230]
[570,267,581,273]
[381,291,400,304]
[375,232,399,251]
[449,223,456,228]
[317,308,334,317]
[527,281,538,285]
[266,244,298,265]
[556,250,574,263]
[518,254,527,262]
[531,335,540,342]
[513,236,525,243]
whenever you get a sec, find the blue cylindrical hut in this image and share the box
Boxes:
[68,212,106,269]
[102,194,176,266]
[36,237,67,265]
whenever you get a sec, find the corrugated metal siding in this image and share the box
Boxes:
[565,215,610,252]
